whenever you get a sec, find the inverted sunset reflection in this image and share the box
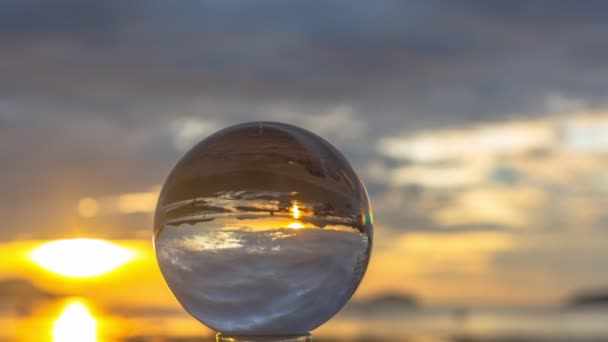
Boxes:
[52,299,97,342]
[30,239,136,278]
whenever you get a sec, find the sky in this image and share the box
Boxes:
[2,0,608,308]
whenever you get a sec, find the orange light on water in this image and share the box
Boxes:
[291,203,300,219]
[52,300,97,342]
[287,222,304,229]
[288,203,304,228]
[30,239,136,278]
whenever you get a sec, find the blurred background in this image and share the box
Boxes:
[2,1,608,341]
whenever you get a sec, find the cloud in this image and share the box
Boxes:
[371,110,608,234]
[172,118,223,152]
[263,103,366,142]
[0,0,137,42]
[434,186,547,228]
[377,120,555,163]
[388,159,490,189]
[3,1,608,114]
[76,188,161,218]
[562,113,608,152]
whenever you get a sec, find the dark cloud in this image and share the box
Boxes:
[2,1,608,112]
[451,0,608,29]
[0,0,137,43]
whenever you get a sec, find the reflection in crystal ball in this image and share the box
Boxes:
[154,122,373,335]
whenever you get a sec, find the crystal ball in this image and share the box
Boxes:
[154,122,373,335]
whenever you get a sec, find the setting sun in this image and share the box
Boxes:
[30,239,136,278]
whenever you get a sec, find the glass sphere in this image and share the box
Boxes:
[154,122,373,335]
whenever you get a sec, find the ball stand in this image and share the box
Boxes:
[217,333,312,342]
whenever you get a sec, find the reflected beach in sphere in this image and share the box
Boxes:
[154,122,373,335]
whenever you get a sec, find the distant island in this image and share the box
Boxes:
[567,288,608,308]
[345,293,419,314]
[0,278,58,299]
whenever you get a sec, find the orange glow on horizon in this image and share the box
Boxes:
[117,191,158,214]
[30,239,136,278]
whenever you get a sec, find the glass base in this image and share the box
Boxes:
[216,333,312,342]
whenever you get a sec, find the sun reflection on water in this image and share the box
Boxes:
[52,299,97,342]
[291,203,300,219]
[287,222,305,229]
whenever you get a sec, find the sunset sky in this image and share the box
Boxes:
[3,0,608,317]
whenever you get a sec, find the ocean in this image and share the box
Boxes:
[2,299,607,341]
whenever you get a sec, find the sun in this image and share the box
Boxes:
[30,239,136,278]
